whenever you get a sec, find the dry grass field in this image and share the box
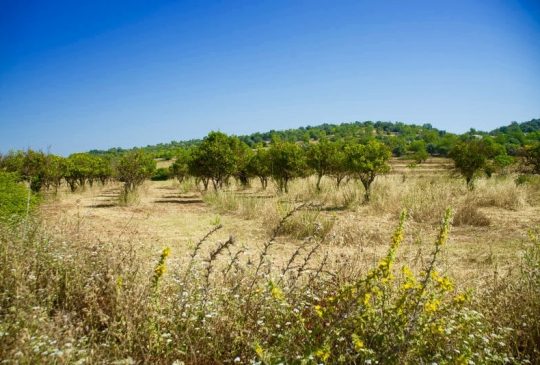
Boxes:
[3,158,540,364]
[40,158,540,287]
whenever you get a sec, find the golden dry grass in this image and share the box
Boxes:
[39,167,540,292]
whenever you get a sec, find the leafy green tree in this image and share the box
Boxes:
[409,140,429,163]
[66,153,96,191]
[114,150,156,201]
[328,143,348,188]
[523,143,540,174]
[169,148,191,183]
[247,145,271,190]
[345,140,391,202]
[268,140,307,193]
[449,139,498,189]
[188,132,238,190]
[44,155,67,193]
[306,139,339,191]
[230,137,253,188]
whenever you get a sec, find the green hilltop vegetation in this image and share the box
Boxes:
[89,118,540,159]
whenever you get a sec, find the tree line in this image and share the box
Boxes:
[89,118,540,162]
[2,130,540,202]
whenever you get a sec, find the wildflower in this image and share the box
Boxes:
[314,345,331,362]
[431,271,454,291]
[314,305,324,318]
[352,334,365,351]
[363,293,371,306]
[453,293,467,304]
[425,299,441,313]
[268,281,285,301]
[254,343,264,358]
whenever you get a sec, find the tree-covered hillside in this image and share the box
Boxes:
[88,118,540,160]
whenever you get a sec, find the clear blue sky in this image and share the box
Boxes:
[1,0,539,155]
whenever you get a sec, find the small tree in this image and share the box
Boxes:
[18,150,47,193]
[66,153,95,190]
[408,140,429,164]
[114,150,156,202]
[188,132,237,190]
[449,139,497,189]
[247,145,271,190]
[306,139,338,191]
[326,141,348,188]
[268,140,307,193]
[44,155,67,193]
[345,140,391,202]
[230,137,253,188]
[169,148,191,183]
[523,143,540,175]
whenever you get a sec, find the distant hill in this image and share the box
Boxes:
[88,118,540,158]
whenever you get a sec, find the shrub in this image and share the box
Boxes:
[151,167,172,181]
[453,204,491,227]
[0,172,36,221]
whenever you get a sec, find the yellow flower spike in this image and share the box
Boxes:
[152,247,171,288]
[162,247,171,258]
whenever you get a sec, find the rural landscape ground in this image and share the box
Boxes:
[41,157,540,287]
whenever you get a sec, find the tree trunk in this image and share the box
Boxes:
[316,174,323,191]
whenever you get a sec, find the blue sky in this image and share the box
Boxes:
[1,0,539,155]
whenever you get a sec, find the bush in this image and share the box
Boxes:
[0,172,36,221]
[151,167,172,181]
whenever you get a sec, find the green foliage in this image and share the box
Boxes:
[408,140,429,163]
[188,131,243,190]
[345,140,391,202]
[306,139,340,190]
[268,140,307,193]
[247,145,271,189]
[169,148,191,182]
[449,139,498,188]
[0,172,36,221]
[151,167,172,181]
[523,143,540,174]
[114,150,156,201]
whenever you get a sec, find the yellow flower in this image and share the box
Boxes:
[162,247,171,258]
[363,293,371,306]
[453,293,467,304]
[424,298,441,313]
[352,334,364,351]
[314,345,331,362]
[314,305,324,318]
[254,343,264,358]
[268,281,285,301]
